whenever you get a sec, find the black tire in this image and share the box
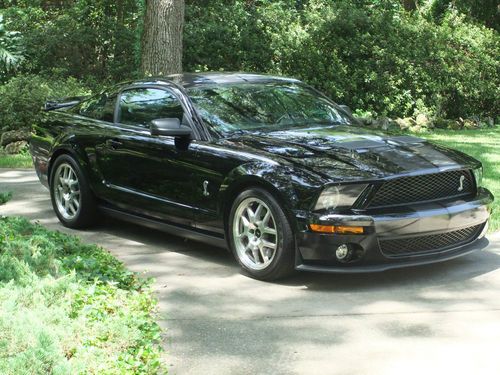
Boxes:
[228,187,295,281]
[49,154,98,229]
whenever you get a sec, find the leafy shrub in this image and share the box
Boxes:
[0,74,91,131]
[0,216,165,374]
[184,0,499,120]
[1,1,142,82]
[0,191,11,205]
[0,14,24,82]
[425,0,500,31]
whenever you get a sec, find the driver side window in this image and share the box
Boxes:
[118,88,184,127]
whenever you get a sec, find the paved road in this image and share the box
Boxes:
[2,168,500,375]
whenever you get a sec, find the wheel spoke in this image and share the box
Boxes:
[263,227,276,236]
[262,210,271,226]
[246,207,256,223]
[240,216,251,234]
[254,203,263,221]
[259,247,269,263]
[251,248,260,263]
[262,240,277,250]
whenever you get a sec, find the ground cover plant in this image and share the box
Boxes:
[0,216,165,374]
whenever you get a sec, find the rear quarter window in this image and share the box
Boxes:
[78,93,117,122]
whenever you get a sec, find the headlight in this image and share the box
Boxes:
[314,184,368,211]
[473,167,483,187]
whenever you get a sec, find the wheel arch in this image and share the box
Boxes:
[219,168,300,243]
[47,145,92,189]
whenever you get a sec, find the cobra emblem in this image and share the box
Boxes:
[203,180,210,197]
[458,175,465,192]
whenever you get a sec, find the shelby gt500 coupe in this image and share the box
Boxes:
[31,73,493,280]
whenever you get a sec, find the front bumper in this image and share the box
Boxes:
[294,188,494,273]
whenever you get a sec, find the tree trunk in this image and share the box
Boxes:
[141,0,184,76]
[401,0,417,11]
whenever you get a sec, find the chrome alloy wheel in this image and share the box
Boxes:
[232,197,278,270]
[53,162,81,220]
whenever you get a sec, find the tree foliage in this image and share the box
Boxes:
[0,0,498,129]
[185,0,499,119]
[0,14,23,81]
[0,74,90,131]
[1,0,142,83]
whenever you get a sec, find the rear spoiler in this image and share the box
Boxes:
[44,96,89,111]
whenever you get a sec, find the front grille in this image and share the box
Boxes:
[368,170,475,208]
[379,224,483,258]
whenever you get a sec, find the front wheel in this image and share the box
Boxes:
[228,188,295,281]
[50,154,98,229]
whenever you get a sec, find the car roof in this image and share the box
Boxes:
[128,72,301,89]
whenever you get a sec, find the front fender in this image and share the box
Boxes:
[219,161,324,216]
[220,161,299,208]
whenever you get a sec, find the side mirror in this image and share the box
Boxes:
[339,105,353,116]
[150,118,192,138]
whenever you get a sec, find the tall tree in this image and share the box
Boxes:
[401,0,417,11]
[141,0,184,76]
[0,14,24,82]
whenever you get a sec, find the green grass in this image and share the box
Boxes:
[0,217,165,374]
[419,126,499,232]
[0,151,33,168]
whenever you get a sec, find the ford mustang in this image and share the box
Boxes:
[30,73,494,280]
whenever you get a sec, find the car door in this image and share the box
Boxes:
[95,86,205,227]
[71,88,124,199]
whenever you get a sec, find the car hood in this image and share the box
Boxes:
[222,126,479,182]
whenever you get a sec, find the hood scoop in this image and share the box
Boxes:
[304,135,426,153]
[386,135,425,146]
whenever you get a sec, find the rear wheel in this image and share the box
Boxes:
[229,188,295,281]
[50,154,97,228]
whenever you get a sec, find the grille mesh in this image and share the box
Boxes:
[379,224,482,258]
[368,170,474,208]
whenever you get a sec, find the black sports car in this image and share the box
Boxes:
[30,73,493,280]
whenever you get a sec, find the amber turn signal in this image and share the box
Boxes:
[335,226,364,234]
[310,224,364,234]
[309,224,336,233]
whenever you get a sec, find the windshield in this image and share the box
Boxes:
[187,82,353,135]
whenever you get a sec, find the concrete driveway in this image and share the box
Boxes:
[2,168,500,375]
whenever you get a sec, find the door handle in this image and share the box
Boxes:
[106,139,123,149]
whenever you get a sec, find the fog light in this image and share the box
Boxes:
[336,244,351,261]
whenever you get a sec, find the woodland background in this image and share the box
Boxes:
[0,0,498,135]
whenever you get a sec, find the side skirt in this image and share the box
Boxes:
[99,206,228,249]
